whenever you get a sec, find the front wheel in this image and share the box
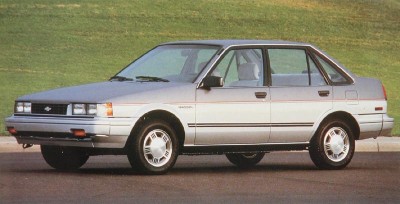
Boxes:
[41,145,89,170]
[226,153,265,168]
[127,120,179,175]
[309,120,355,170]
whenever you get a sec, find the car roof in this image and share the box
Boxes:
[161,39,356,80]
[161,40,311,48]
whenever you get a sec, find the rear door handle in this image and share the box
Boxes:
[255,92,267,99]
[318,90,330,97]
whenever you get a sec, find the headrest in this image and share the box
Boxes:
[238,63,259,80]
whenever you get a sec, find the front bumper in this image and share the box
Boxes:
[5,115,137,148]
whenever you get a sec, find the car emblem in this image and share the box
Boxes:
[44,106,52,112]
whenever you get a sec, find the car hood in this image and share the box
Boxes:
[17,81,196,104]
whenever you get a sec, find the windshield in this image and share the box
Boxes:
[113,45,220,83]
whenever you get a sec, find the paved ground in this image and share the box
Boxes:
[1,136,399,153]
[0,151,399,203]
[0,136,399,203]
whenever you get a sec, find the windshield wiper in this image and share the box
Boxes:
[109,76,134,81]
[136,76,169,82]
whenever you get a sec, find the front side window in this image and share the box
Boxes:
[212,49,264,87]
[269,49,326,86]
[115,45,219,83]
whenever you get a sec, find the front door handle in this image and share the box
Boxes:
[318,90,330,97]
[255,92,267,99]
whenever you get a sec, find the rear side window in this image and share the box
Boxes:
[268,49,326,86]
[315,55,348,83]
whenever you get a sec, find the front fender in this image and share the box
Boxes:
[130,103,196,145]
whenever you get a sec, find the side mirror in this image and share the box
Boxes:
[200,76,224,90]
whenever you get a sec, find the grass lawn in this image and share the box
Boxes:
[0,0,399,135]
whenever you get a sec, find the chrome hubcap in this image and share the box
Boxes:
[143,129,172,167]
[323,127,350,162]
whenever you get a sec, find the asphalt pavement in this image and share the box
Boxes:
[1,136,399,153]
[1,136,399,203]
[1,151,399,203]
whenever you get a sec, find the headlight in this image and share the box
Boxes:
[15,102,31,113]
[87,104,97,115]
[73,104,87,115]
[72,103,98,115]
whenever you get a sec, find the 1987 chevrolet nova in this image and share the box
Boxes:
[5,40,394,174]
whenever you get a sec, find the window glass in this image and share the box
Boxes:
[212,50,237,83]
[132,49,186,77]
[308,56,327,86]
[315,55,347,83]
[116,45,219,83]
[195,49,219,73]
[213,49,263,87]
[269,49,325,86]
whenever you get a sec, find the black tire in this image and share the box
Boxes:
[226,153,265,168]
[127,120,179,175]
[309,119,355,170]
[41,145,89,170]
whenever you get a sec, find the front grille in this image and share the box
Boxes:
[31,104,68,115]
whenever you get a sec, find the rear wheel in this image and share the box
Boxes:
[127,120,179,175]
[41,145,89,170]
[309,120,355,170]
[226,153,265,168]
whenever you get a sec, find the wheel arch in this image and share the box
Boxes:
[125,109,186,151]
[314,111,360,140]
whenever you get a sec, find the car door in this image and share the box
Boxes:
[195,48,271,145]
[267,47,333,143]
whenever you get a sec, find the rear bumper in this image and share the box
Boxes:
[358,114,394,140]
[380,114,394,136]
[5,115,137,148]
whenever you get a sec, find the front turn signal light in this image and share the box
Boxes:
[7,127,17,135]
[72,129,86,137]
[106,103,113,116]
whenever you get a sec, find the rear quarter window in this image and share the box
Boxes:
[315,55,349,84]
